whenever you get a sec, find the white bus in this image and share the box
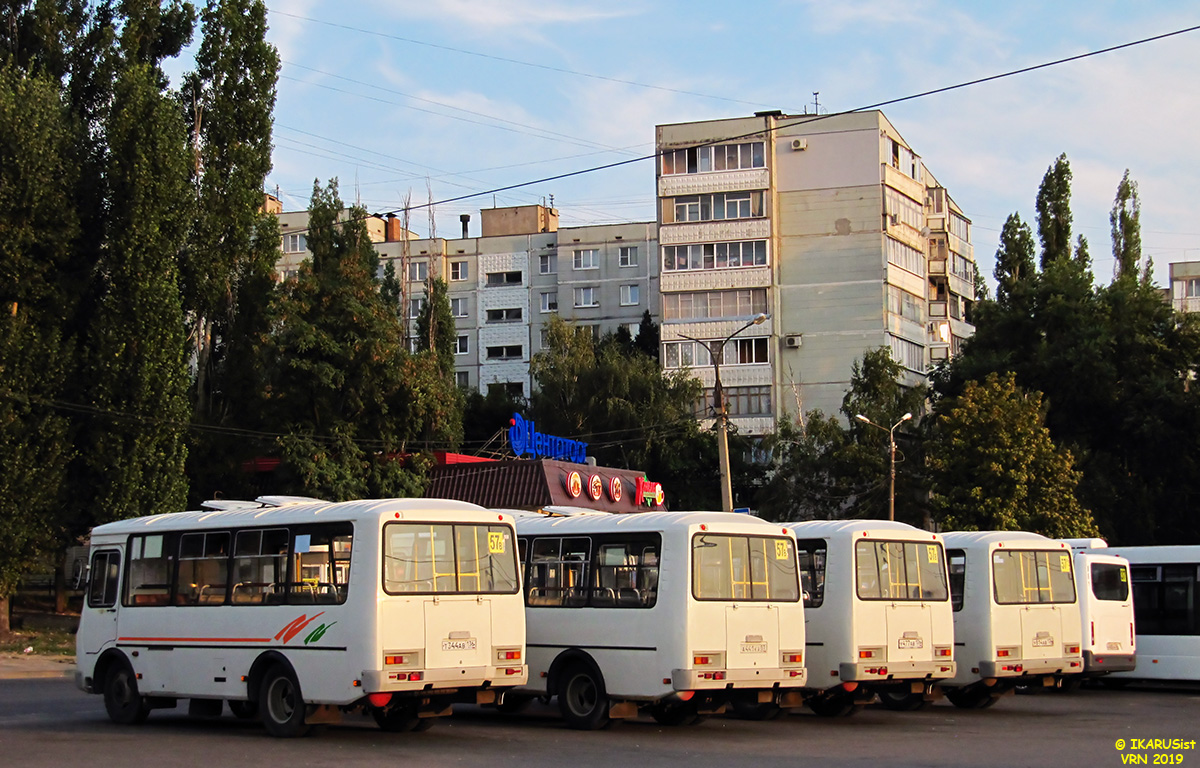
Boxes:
[1061,540,1136,682]
[508,511,807,728]
[785,520,956,715]
[940,531,1083,707]
[76,498,527,737]
[1102,544,1199,684]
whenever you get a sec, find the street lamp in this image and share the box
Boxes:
[682,312,769,514]
[854,412,913,521]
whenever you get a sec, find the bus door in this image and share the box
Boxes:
[709,535,795,671]
[997,550,1075,660]
[1086,557,1133,656]
[79,548,123,659]
[858,540,944,664]
[416,525,499,672]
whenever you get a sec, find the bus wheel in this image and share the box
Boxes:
[557,664,609,730]
[945,686,997,709]
[103,659,150,725]
[651,702,703,726]
[372,702,421,732]
[259,665,311,737]
[807,694,860,717]
[228,699,259,720]
[877,690,927,711]
[730,701,784,721]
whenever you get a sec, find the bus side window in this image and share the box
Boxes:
[948,549,966,611]
[88,550,121,609]
[126,534,171,607]
[795,539,826,608]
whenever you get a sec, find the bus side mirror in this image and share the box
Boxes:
[71,558,89,591]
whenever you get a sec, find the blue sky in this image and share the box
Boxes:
[212,1,1200,289]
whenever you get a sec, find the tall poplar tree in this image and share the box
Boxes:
[1035,153,1073,268]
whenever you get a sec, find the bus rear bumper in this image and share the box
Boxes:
[1083,651,1136,674]
[979,657,1082,677]
[360,664,528,692]
[671,668,808,690]
[839,660,956,682]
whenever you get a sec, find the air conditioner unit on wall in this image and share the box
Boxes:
[790,138,807,151]
[784,334,802,348]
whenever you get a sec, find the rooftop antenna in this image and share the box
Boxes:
[813,92,821,114]
[549,194,555,208]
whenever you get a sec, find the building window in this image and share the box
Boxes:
[574,287,598,308]
[1186,279,1200,298]
[486,345,523,360]
[282,233,307,253]
[539,254,557,274]
[661,141,765,175]
[540,291,558,313]
[949,213,970,242]
[455,371,469,388]
[663,337,769,369]
[887,285,924,323]
[450,297,468,318]
[885,237,925,277]
[494,381,525,398]
[408,297,425,319]
[663,240,768,272]
[486,270,522,286]
[619,246,638,267]
[662,288,767,321]
[620,285,640,306]
[573,249,599,270]
[665,191,764,224]
[889,335,925,373]
[409,261,428,282]
[455,335,469,355]
[697,385,772,417]
[450,261,469,281]
[884,187,924,231]
[622,322,640,339]
[485,307,522,323]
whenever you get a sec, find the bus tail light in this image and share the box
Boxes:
[781,651,803,666]
[1065,644,1081,655]
[857,647,883,660]
[495,648,522,663]
[692,652,724,667]
[384,650,422,668]
[995,647,1019,660]
[934,646,952,658]
[1090,621,1095,646]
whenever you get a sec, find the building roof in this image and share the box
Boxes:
[425,458,666,513]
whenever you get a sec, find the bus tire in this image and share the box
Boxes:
[557,663,609,730]
[259,665,311,737]
[945,686,997,709]
[103,658,150,725]
[877,690,928,711]
[807,694,861,717]
[730,701,784,721]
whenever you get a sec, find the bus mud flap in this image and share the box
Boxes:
[608,701,638,719]
[778,691,805,709]
[475,690,497,705]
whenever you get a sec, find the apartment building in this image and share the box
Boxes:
[1168,261,1200,313]
[275,202,657,398]
[655,110,977,433]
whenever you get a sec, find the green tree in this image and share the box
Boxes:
[634,309,660,360]
[415,276,456,375]
[1110,169,1142,281]
[77,60,193,526]
[266,180,435,500]
[993,213,1035,306]
[0,66,79,636]
[929,373,1097,537]
[755,413,851,522]
[1035,153,1072,268]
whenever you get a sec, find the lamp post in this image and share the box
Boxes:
[854,412,913,521]
[682,312,768,514]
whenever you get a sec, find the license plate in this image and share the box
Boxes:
[1106,642,1122,651]
[442,639,477,651]
[741,642,768,654]
[1031,637,1054,647]
[897,638,924,649]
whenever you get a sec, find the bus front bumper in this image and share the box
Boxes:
[1083,651,1136,674]
[360,664,528,693]
[978,657,1082,677]
[839,660,956,682]
[671,667,807,690]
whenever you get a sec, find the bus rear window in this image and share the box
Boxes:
[855,540,949,601]
[1091,562,1129,602]
[384,523,519,595]
[692,534,799,602]
[992,549,1076,605]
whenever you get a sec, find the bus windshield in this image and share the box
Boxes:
[384,522,519,595]
[1091,562,1130,602]
[992,549,1076,605]
[692,533,799,602]
[855,540,949,601]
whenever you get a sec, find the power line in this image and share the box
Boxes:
[279,22,1200,237]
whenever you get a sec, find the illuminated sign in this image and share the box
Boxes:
[587,474,603,501]
[636,477,666,507]
[509,413,588,464]
[564,471,583,498]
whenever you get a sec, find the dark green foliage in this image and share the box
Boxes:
[1035,153,1072,268]
[929,373,1097,537]
[461,385,527,455]
[415,276,457,375]
[634,309,660,359]
[1110,169,1142,281]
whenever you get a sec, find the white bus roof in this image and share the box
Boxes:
[940,530,1069,549]
[1102,545,1200,563]
[784,519,942,541]
[1061,537,1109,551]
[89,498,502,538]
[514,510,791,536]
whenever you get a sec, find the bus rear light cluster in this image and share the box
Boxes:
[934,647,952,658]
[788,669,803,677]
[1065,644,1081,655]
[864,667,888,676]
[495,648,522,662]
[692,652,724,667]
[781,652,803,666]
[384,650,422,667]
[698,671,726,681]
[504,668,522,675]
[995,647,1019,660]
[389,671,424,682]
[1000,664,1023,673]
[857,647,883,660]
